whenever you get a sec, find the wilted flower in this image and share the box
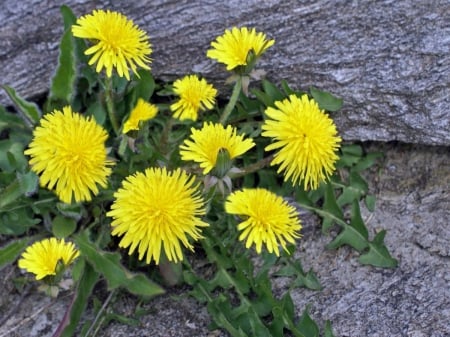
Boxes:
[262,94,341,190]
[122,98,158,133]
[25,106,113,203]
[107,167,208,264]
[170,75,217,121]
[225,188,301,256]
[18,238,80,280]
[72,9,152,80]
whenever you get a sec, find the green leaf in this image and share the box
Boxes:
[60,261,100,337]
[324,320,335,337]
[56,202,85,221]
[17,171,39,196]
[359,230,398,268]
[327,200,369,252]
[262,79,285,103]
[365,195,376,212]
[0,237,31,270]
[352,152,383,172]
[321,183,344,232]
[2,85,41,125]
[0,179,22,209]
[134,69,155,101]
[309,87,343,112]
[52,215,77,238]
[297,307,319,337]
[75,231,165,297]
[47,27,76,108]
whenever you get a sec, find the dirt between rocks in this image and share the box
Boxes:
[0,142,449,337]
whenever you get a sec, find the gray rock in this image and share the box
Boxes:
[0,1,449,145]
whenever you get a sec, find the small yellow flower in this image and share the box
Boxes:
[18,238,80,280]
[72,9,152,80]
[180,122,255,175]
[262,94,342,190]
[207,27,275,71]
[170,75,217,121]
[25,106,114,203]
[225,188,301,256]
[122,98,158,133]
[107,167,208,264]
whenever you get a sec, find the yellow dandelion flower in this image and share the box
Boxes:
[262,94,342,190]
[170,75,217,121]
[18,238,80,280]
[72,9,152,80]
[207,27,275,71]
[180,122,255,175]
[122,98,158,133]
[24,106,114,203]
[107,167,208,264]
[225,188,301,256]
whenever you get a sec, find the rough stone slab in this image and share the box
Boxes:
[0,143,448,336]
[0,1,449,145]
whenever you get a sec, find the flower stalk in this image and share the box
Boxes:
[219,76,242,125]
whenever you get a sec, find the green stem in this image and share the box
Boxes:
[228,155,273,179]
[219,76,242,125]
[104,77,119,135]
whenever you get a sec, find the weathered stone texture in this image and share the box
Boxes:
[1,1,449,145]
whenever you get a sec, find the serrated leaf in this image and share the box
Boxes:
[56,202,84,221]
[48,27,76,107]
[326,200,369,252]
[352,152,383,172]
[2,85,41,125]
[74,231,164,297]
[297,307,319,337]
[359,230,398,268]
[309,87,343,112]
[0,237,31,270]
[52,215,77,238]
[251,88,274,107]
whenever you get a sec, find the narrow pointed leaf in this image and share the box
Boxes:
[2,85,41,125]
[321,183,344,232]
[0,237,31,270]
[297,307,319,337]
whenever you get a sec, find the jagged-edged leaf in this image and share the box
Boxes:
[0,237,31,270]
[74,231,164,297]
[359,230,398,268]
[337,172,368,207]
[326,200,369,252]
[17,171,39,196]
[352,151,383,172]
[2,85,41,125]
[309,86,343,112]
[297,306,319,337]
[251,88,274,108]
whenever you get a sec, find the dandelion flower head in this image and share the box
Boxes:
[107,167,208,264]
[207,27,275,71]
[18,238,80,280]
[25,106,113,203]
[72,9,152,80]
[262,94,341,190]
[170,75,217,121]
[225,188,301,256]
[180,122,255,175]
[122,98,158,133]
